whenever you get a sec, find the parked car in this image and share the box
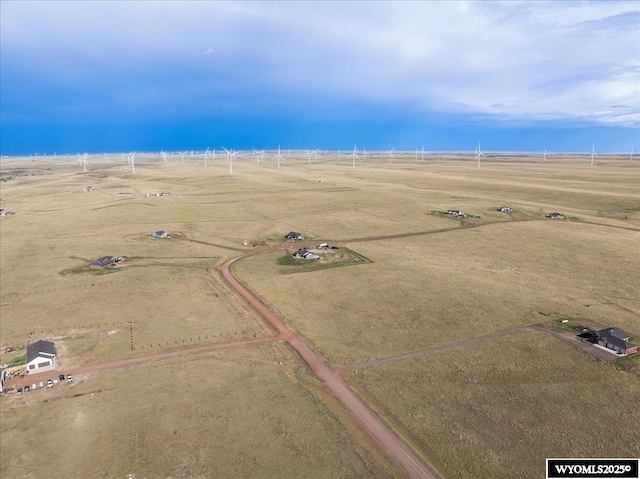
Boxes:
[16,387,22,395]
[32,383,37,390]
[46,380,53,388]
[59,374,65,382]
[67,375,74,384]
[38,381,44,388]
[24,385,30,392]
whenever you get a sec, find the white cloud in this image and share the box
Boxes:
[1,1,638,125]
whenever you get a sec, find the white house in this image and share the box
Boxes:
[499,206,512,212]
[26,340,56,373]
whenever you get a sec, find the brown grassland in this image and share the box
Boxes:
[345,330,640,478]
[1,152,639,478]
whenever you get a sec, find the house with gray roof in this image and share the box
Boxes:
[593,327,637,356]
[26,340,56,373]
[90,256,117,269]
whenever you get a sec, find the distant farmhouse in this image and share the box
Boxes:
[588,327,637,356]
[26,340,56,373]
[546,212,565,219]
[151,231,168,238]
[446,210,467,218]
[293,249,320,260]
[145,192,170,197]
[498,206,513,212]
[90,256,118,269]
[285,231,303,240]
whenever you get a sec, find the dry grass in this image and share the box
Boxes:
[234,220,639,364]
[1,342,397,479]
[345,330,640,479]
[1,154,638,478]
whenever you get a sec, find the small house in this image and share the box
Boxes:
[118,192,132,197]
[446,210,466,218]
[160,192,170,197]
[151,231,168,239]
[285,231,303,240]
[546,212,564,219]
[499,206,512,212]
[318,243,329,249]
[90,256,117,269]
[26,340,56,373]
[593,328,637,356]
[293,249,319,260]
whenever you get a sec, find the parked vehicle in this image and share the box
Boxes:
[16,388,22,395]
[38,382,44,388]
[59,374,65,382]
[24,385,30,392]
[32,383,37,390]
[67,375,74,384]
[46,380,53,388]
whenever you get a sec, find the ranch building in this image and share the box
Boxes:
[285,231,303,240]
[26,340,56,373]
[592,328,637,356]
[446,210,466,218]
[499,206,513,212]
[90,256,117,269]
[151,231,168,238]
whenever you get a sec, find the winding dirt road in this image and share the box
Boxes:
[220,254,439,479]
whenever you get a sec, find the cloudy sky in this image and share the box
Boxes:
[1,1,638,155]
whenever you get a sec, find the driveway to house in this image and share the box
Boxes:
[220,252,439,479]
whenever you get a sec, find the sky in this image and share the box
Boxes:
[1,1,639,155]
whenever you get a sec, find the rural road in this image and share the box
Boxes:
[220,253,439,479]
[6,336,282,389]
[335,325,618,373]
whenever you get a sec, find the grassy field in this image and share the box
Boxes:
[1,342,398,479]
[234,219,639,365]
[345,330,640,479]
[1,154,638,478]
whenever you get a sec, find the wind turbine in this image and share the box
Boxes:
[204,148,210,168]
[349,145,360,169]
[362,147,367,161]
[222,147,238,176]
[160,150,168,163]
[590,144,598,167]
[389,147,395,164]
[129,151,137,174]
[274,146,284,170]
[420,145,426,162]
[179,151,188,165]
[304,149,315,166]
[543,147,547,161]
[475,142,486,169]
[77,153,89,172]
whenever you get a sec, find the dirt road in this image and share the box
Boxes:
[335,326,618,373]
[221,254,439,479]
[4,336,282,390]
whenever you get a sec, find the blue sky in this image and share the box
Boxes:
[1,1,639,155]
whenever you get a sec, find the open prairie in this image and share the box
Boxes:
[1,153,638,478]
[1,341,397,479]
[345,330,640,479]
